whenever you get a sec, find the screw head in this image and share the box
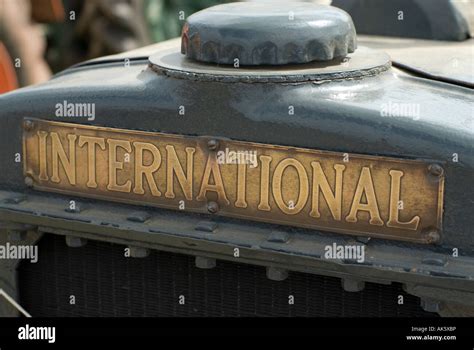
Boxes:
[23,120,35,132]
[207,139,219,151]
[207,201,219,214]
[428,164,444,177]
[424,230,440,244]
[24,176,34,187]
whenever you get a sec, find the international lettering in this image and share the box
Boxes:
[31,129,422,231]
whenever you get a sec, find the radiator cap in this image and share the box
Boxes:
[181,2,357,65]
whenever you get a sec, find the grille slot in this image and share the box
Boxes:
[19,234,436,317]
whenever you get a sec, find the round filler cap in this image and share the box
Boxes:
[181,2,357,66]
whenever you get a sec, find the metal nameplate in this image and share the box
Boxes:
[23,119,444,243]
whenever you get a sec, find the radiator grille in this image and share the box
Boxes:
[19,234,436,317]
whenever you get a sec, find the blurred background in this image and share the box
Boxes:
[0,0,472,93]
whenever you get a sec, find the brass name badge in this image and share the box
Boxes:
[23,119,444,243]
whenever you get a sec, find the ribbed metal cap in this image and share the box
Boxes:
[181,2,357,66]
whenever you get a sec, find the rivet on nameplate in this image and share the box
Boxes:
[423,230,441,244]
[428,164,444,177]
[207,201,219,214]
[23,119,35,132]
[24,176,34,188]
[207,139,219,151]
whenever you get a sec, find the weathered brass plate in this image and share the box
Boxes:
[23,119,444,243]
